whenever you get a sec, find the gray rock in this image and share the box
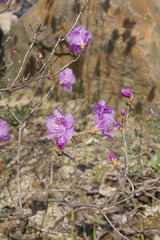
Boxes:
[2,0,160,112]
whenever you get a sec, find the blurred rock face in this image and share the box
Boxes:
[4,0,160,113]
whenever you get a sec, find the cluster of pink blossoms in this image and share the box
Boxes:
[44,24,134,163]
[37,26,92,91]
[45,25,92,150]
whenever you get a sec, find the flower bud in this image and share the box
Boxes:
[121,108,126,119]
[109,152,118,167]
[121,88,133,101]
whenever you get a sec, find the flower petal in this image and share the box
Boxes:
[53,109,64,118]
[46,133,54,140]
[56,136,67,150]
[65,128,74,140]
[65,113,74,128]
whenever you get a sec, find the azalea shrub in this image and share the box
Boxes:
[0,19,134,205]
[0,4,149,240]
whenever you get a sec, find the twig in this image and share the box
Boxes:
[0,92,20,123]
[0,5,84,92]
[0,0,13,14]
[11,32,38,88]
[50,160,53,184]
[62,145,78,200]
[23,80,57,121]
[142,190,160,202]
[0,161,17,209]
[122,120,128,177]
[0,60,13,71]
[102,211,130,240]
[9,54,80,92]
[116,167,135,194]
[60,5,85,41]
[25,59,45,117]
[136,118,143,175]
[0,34,12,48]
[0,92,22,212]
[17,123,23,212]
[76,133,93,147]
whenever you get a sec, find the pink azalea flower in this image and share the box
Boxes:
[45,109,74,143]
[121,88,133,100]
[0,120,11,142]
[58,68,76,92]
[91,100,118,141]
[93,115,116,141]
[67,25,92,55]
[91,100,114,123]
[0,0,8,3]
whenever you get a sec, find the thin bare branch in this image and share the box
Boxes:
[0,60,13,71]
[0,0,13,14]
[102,211,130,240]
[0,161,17,209]
[11,32,37,88]
[17,123,23,212]
[0,92,20,123]
[122,121,129,177]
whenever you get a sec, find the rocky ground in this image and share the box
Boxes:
[0,93,159,240]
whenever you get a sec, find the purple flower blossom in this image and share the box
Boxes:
[121,88,133,100]
[12,46,16,52]
[92,100,115,123]
[0,0,8,3]
[67,25,92,55]
[91,100,118,141]
[58,68,76,92]
[45,109,74,145]
[121,108,126,119]
[109,152,118,167]
[0,120,11,142]
[93,115,116,141]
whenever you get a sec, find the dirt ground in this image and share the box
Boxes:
[0,94,160,240]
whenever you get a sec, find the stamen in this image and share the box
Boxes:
[92,128,99,134]
[112,159,118,167]
[81,44,85,51]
